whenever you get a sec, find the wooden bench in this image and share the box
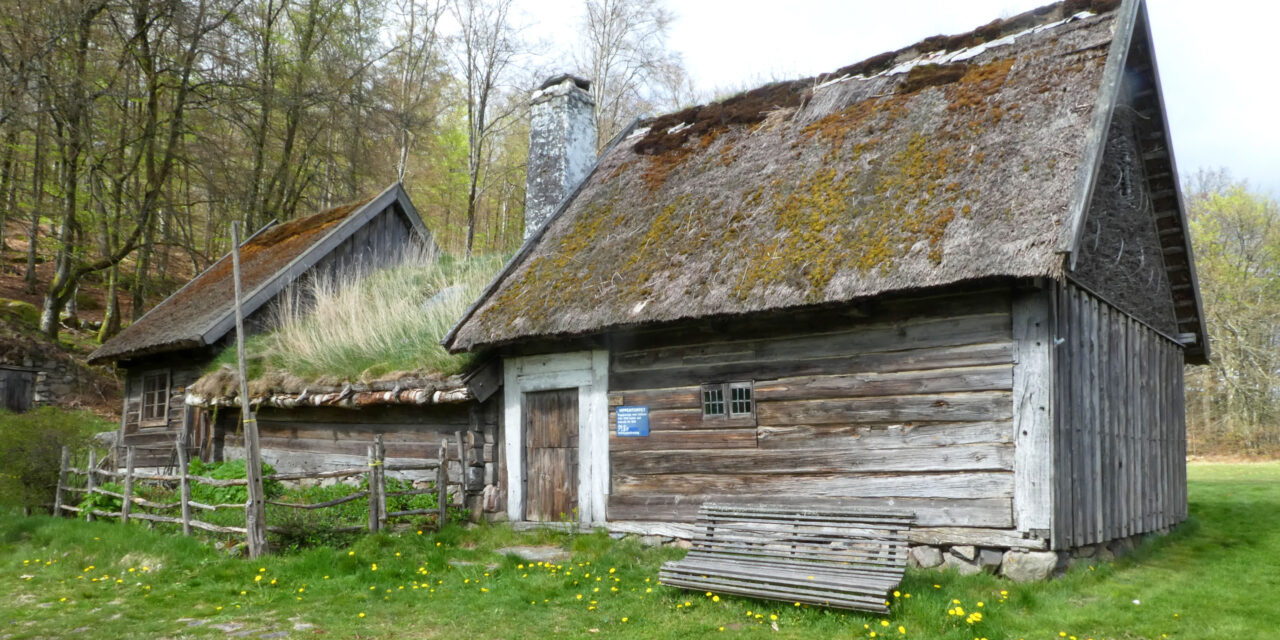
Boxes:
[658,503,913,613]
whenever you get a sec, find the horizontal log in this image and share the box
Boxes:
[612,471,1013,499]
[227,435,491,462]
[386,508,436,518]
[753,365,1012,402]
[610,342,1014,391]
[757,391,1012,426]
[614,313,1011,374]
[609,408,754,431]
[607,386,701,410]
[907,526,1048,550]
[612,443,1012,475]
[756,421,1013,449]
[607,495,1011,527]
[608,428,757,451]
[257,404,473,426]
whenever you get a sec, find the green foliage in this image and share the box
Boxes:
[0,408,112,511]
[187,458,284,505]
[78,482,123,514]
[0,298,40,329]
[1184,173,1280,454]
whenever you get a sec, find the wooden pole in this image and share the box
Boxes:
[53,447,69,516]
[177,438,192,536]
[232,221,268,557]
[85,450,97,522]
[121,447,136,525]
[375,435,387,531]
[367,444,379,533]
[437,441,448,529]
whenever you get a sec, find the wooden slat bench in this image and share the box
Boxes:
[658,503,913,613]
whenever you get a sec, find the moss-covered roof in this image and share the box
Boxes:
[447,2,1128,351]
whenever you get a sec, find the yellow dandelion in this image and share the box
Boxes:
[254,575,262,583]
[794,602,801,607]
[359,612,366,618]
[771,614,779,621]
[898,626,906,634]
[712,595,720,602]
[881,620,889,627]
[577,594,583,600]
[621,617,628,622]
[893,590,900,597]
[348,551,355,556]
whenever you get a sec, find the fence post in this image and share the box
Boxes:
[437,441,448,529]
[375,435,387,531]
[367,445,379,533]
[176,439,192,536]
[53,447,69,516]
[231,221,268,557]
[85,450,97,522]
[121,447,136,525]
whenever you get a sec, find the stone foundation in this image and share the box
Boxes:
[907,530,1161,581]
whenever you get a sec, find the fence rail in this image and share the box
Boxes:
[54,434,461,551]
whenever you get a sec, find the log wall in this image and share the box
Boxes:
[119,355,207,468]
[605,289,1017,533]
[215,399,502,510]
[1050,283,1187,549]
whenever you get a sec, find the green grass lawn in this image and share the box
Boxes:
[2,462,1278,639]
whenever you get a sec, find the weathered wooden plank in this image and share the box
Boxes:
[756,391,1012,426]
[756,421,1013,449]
[907,526,1049,550]
[614,311,1011,374]
[611,443,1013,476]
[1012,288,1053,534]
[753,366,1012,402]
[1089,294,1103,545]
[608,429,757,451]
[607,407,755,431]
[607,386,701,410]
[1050,282,1070,550]
[611,471,1013,499]
[609,342,1014,391]
[607,494,1012,527]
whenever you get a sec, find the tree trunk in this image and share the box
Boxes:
[98,263,121,342]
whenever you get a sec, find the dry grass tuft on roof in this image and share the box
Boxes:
[205,250,504,390]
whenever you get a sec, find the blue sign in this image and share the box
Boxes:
[615,406,650,437]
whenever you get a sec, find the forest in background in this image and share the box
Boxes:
[0,0,693,343]
[0,0,1276,456]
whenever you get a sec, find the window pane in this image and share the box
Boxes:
[702,386,725,416]
[730,385,753,416]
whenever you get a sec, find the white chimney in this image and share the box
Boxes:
[525,74,596,240]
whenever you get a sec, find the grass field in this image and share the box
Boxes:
[2,462,1278,639]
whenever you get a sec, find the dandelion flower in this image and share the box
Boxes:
[349,551,355,556]
[254,575,262,583]
[881,620,889,627]
[898,626,906,634]
[621,617,628,622]
[771,615,779,621]
[712,595,720,602]
[359,612,366,618]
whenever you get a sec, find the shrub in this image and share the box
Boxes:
[0,407,112,512]
[187,458,284,505]
[79,481,123,514]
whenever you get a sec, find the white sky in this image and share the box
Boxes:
[526,0,1279,196]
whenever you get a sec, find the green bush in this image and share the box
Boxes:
[187,458,284,505]
[79,481,123,514]
[0,407,112,512]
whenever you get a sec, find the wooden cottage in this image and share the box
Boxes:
[88,183,436,467]
[444,0,1206,558]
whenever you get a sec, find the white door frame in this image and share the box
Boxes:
[503,350,609,525]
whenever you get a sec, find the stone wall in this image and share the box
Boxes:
[1,350,119,413]
[906,529,1166,582]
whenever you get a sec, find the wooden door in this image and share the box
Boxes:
[1,370,34,412]
[523,388,579,522]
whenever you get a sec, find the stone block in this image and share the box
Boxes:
[950,545,977,561]
[1001,551,1060,582]
[909,546,944,569]
[977,548,1004,570]
[942,553,983,576]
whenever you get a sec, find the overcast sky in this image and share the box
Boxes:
[528,0,1278,196]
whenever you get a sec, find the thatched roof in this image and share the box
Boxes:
[90,184,433,364]
[446,0,1206,360]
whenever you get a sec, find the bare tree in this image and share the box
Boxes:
[449,0,526,258]
[575,0,687,146]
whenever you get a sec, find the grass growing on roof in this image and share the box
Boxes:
[3,463,1279,638]
[209,252,504,382]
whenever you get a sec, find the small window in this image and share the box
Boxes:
[702,385,725,417]
[729,383,754,417]
[141,372,169,423]
[702,382,754,419]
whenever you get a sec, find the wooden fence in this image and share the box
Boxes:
[53,434,459,545]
